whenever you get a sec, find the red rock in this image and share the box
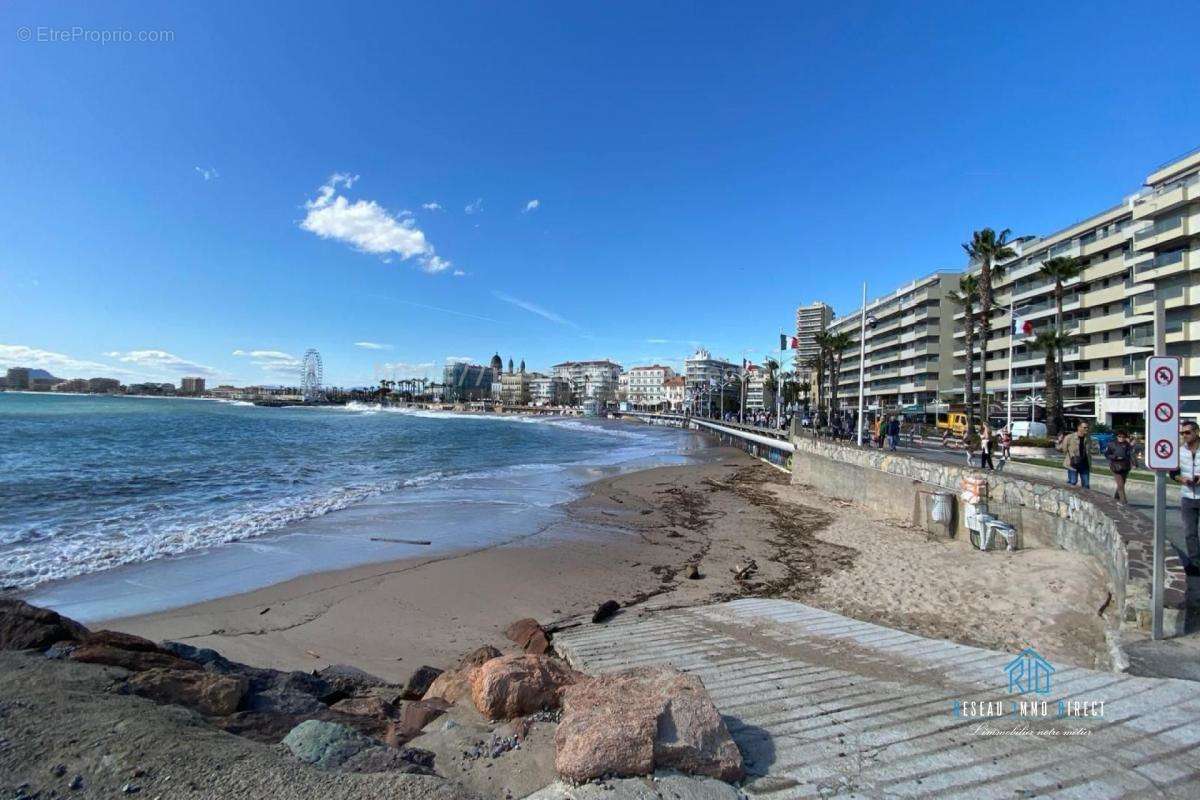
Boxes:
[458,645,502,669]
[555,666,743,782]
[384,698,450,746]
[124,667,249,716]
[83,630,162,652]
[331,695,397,720]
[0,599,89,651]
[70,632,201,672]
[422,667,477,705]
[471,654,581,721]
[503,618,552,654]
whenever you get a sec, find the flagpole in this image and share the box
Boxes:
[1006,293,1015,432]
[856,282,867,446]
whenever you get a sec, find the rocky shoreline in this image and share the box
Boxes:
[1,598,746,800]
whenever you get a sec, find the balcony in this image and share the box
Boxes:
[1135,248,1191,277]
[1132,171,1200,220]
[1133,214,1192,252]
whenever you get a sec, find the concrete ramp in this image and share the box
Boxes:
[552,599,1200,799]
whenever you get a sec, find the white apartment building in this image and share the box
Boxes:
[953,147,1200,426]
[530,375,571,406]
[793,301,833,377]
[626,364,676,409]
[827,271,962,414]
[744,364,768,411]
[551,360,623,410]
[664,375,685,411]
[684,348,741,415]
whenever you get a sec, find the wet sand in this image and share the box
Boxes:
[107,446,1114,681]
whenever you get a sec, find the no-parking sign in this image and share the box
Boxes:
[1146,356,1181,470]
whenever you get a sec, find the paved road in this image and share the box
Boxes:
[556,599,1200,798]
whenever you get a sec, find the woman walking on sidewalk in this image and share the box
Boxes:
[1104,430,1136,505]
[979,423,996,471]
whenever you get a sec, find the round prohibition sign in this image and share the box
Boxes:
[1154,365,1175,386]
[1155,402,1175,423]
[1155,439,1174,460]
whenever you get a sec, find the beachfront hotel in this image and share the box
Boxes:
[814,145,1200,426]
[625,364,677,409]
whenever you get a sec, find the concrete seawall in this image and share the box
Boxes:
[790,434,1188,638]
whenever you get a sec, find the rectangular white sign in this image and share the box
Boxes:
[1145,355,1181,470]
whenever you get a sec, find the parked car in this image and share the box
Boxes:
[1008,421,1048,439]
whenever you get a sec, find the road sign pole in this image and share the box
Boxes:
[1151,298,1169,639]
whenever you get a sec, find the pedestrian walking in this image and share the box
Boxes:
[979,423,996,471]
[1104,430,1136,505]
[1059,421,1092,489]
[962,428,978,468]
[886,416,900,451]
[1000,428,1012,461]
[1169,420,1200,575]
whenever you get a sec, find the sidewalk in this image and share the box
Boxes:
[554,599,1200,798]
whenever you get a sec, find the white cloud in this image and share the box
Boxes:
[493,292,576,328]
[522,199,540,213]
[194,166,219,181]
[0,344,131,378]
[106,349,218,376]
[354,341,391,350]
[444,356,474,364]
[300,174,452,274]
[452,269,466,277]
[421,202,443,211]
[232,348,302,375]
[464,198,484,215]
[380,361,436,375]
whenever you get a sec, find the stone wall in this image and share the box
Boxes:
[790,434,1187,637]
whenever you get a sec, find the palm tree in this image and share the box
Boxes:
[1038,255,1083,380]
[762,358,780,411]
[825,330,855,422]
[805,348,827,423]
[963,228,1017,423]
[799,379,812,411]
[949,274,981,438]
[1029,330,1074,437]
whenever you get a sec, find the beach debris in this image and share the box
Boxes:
[259,607,270,615]
[504,618,552,655]
[0,598,91,652]
[123,667,249,716]
[831,498,854,508]
[684,563,702,580]
[591,600,621,624]
[471,654,583,721]
[731,560,758,581]
[402,665,444,700]
[461,733,522,761]
[555,666,744,783]
[305,649,322,660]
[458,644,502,670]
[369,537,433,545]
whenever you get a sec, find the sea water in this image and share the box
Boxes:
[1,393,695,620]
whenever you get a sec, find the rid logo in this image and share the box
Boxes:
[1005,648,1055,695]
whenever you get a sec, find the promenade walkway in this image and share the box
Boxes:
[554,599,1200,799]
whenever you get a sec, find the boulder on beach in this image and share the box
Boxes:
[471,654,581,721]
[282,719,377,770]
[124,667,249,716]
[422,667,478,705]
[385,698,451,746]
[402,664,444,700]
[70,630,202,672]
[317,663,387,699]
[0,598,90,651]
[504,618,552,655]
[458,644,502,670]
[554,666,743,783]
[331,694,398,720]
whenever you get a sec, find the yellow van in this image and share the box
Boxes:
[935,411,972,436]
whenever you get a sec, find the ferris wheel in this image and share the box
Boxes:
[300,348,323,401]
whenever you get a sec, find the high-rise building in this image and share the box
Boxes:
[551,360,622,410]
[793,302,833,377]
[683,348,740,416]
[951,146,1200,426]
[5,367,31,390]
[181,376,206,395]
[825,271,962,415]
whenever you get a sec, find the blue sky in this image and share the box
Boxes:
[2,1,1198,387]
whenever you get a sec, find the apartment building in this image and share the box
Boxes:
[530,375,571,406]
[744,363,768,411]
[663,375,685,411]
[826,271,962,414]
[952,147,1200,426]
[793,302,833,377]
[684,348,741,415]
[626,364,676,408]
[551,360,623,410]
[181,376,206,395]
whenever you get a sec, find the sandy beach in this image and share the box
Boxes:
[107,445,1114,680]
